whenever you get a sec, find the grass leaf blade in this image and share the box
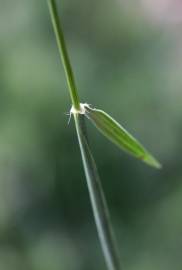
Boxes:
[84,105,161,169]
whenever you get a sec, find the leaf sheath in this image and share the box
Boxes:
[74,114,121,270]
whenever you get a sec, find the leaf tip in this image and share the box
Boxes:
[143,153,162,169]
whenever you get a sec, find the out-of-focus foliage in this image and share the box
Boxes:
[0,0,182,269]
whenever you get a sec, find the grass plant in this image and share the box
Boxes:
[47,1,161,269]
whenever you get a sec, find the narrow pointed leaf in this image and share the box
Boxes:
[84,105,161,169]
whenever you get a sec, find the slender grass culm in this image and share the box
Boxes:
[47,1,161,270]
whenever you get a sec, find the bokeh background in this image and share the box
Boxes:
[0,0,182,269]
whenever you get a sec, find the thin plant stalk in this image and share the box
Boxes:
[47,0,121,269]
[74,114,121,270]
[47,0,80,110]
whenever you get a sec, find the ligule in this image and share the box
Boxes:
[83,104,161,169]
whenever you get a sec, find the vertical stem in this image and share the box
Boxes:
[47,1,121,269]
[48,0,80,110]
[74,115,121,270]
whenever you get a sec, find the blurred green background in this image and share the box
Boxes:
[0,0,182,269]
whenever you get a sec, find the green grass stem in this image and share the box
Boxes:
[47,0,80,110]
[47,1,121,269]
[74,115,121,270]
